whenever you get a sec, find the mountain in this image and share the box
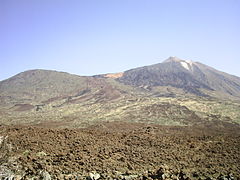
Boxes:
[0,69,87,104]
[0,69,137,108]
[118,56,240,99]
[0,57,240,128]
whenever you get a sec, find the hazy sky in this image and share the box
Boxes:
[0,0,240,80]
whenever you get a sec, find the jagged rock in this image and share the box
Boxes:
[0,175,15,180]
[40,170,51,180]
[0,124,239,179]
[88,172,101,180]
[36,151,47,157]
[0,165,13,179]
[14,175,23,180]
[0,136,5,145]
[119,174,139,180]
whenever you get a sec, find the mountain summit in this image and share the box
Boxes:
[118,57,240,98]
[163,56,195,71]
[163,56,183,63]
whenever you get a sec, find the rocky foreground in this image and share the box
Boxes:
[0,121,240,179]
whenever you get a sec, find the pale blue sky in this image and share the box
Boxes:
[0,0,240,80]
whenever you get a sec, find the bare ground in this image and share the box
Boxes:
[0,121,240,179]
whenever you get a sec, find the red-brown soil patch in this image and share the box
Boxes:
[104,72,124,79]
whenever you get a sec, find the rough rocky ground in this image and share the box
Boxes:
[0,121,240,179]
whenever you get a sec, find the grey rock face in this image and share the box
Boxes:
[88,172,101,180]
[40,170,51,180]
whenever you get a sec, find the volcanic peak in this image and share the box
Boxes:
[163,56,182,63]
[163,56,194,71]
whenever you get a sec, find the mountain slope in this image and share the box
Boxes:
[118,56,240,98]
[0,70,87,103]
[0,58,240,128]
[0,69,136,108]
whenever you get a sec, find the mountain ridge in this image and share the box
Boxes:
[1,57,240,128]
[1,57,240,101]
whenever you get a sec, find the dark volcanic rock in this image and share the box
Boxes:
[0,122,239,179]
